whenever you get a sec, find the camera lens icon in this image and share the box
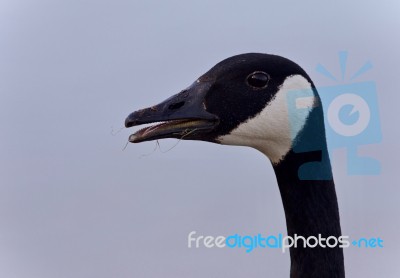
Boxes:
[327,93,371,137]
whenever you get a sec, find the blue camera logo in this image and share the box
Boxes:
[288,51,382,179]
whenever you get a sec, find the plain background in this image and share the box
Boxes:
[1,0,399,277]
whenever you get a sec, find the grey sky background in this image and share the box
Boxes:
[1,0,399,277]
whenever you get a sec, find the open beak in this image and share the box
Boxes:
[125,81,219,143]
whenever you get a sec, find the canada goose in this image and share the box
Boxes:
[125,53,344,277]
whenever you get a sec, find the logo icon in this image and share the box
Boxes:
[288,51,382,178]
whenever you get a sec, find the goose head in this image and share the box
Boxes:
[125,53,318,165]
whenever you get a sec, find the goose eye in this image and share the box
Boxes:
[246,71,269,89]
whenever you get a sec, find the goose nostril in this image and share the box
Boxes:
[168,101,185,110]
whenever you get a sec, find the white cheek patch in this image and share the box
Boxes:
[218,75,315,164]
[296,96,317,109]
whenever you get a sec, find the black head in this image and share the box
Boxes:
[125,53,319,163]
